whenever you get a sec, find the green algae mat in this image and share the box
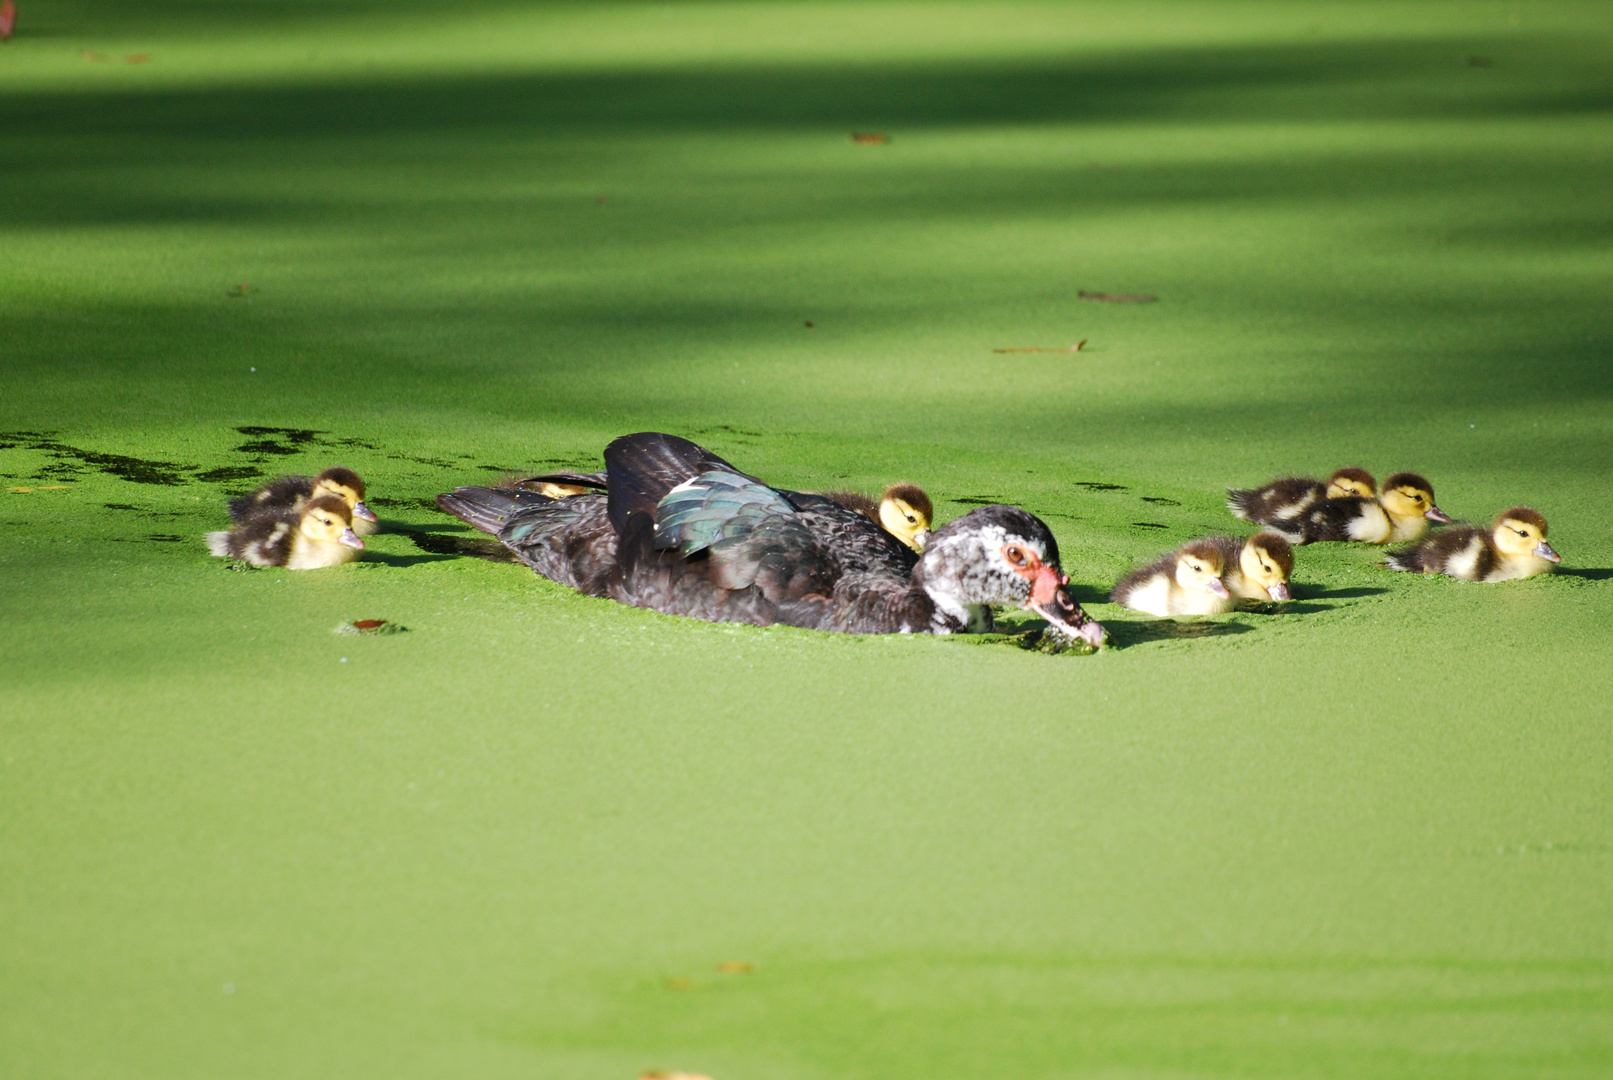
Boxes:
[4,1,1613,1076]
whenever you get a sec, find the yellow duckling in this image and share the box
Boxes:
[1293,471,1450,545]
[1110,538,1232,616]
[821,484,934,552]
[1227,467,1376,527]
[228,467,379,537]
[207,494,365,569]
[1211,531,1295,602]
[1386,506,1559,581]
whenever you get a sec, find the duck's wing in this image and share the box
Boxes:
[603,432,755,533]
[647,471,839,600]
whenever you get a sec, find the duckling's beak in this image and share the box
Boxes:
[1206,578,1231,599]
[1424,505,1451,523]
[339,528,365,549]
[352,501,378,523]
[1266,582,1291,602]
[1029,584,1106,648]
[1534,540,1561,563]
[910,527,930,551]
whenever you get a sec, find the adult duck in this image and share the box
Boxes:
[438,433,1103,645]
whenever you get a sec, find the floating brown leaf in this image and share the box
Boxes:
[803,320,814,328]
[126,52,150,64]
[716,960,754,974]
[640,1072,715,1080]
[226,283,249,297]
[993,340,1086,353]
[1079,291,1155,303]
[850,132,889,145]
[0,1,16,40]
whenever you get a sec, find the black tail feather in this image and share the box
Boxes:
[436,486,554,535]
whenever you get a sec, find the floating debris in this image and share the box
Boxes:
[850,132,889,144]
[335,619,406,636]
[1079,290,1156,303]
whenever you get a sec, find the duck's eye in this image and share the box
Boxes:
[1514,527,1530,537]
[905,514,917,523]
[1004,545,1028,566]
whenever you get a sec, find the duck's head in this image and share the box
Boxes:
[1172,539,1229,598]
[914,505,1104,646]
[314,467,377,524]
[1326,467,1376,500]
[1240,531,1295,601]
[1380,472,1449,524]
[300,494,364,549]
[1492,506,1558,563]
[878,483,934,552]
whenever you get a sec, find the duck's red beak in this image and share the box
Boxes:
[339,528,365,549]
[1029,584,1106,648]
[1425,505,1451,523]
[1534,540,1561,563]
[352,501,378,523]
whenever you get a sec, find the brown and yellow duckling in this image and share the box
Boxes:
[1386,506,1559,582]
[1227,467,1375,527]
[1111,538,1232,616]
[228,466,379,537]
[1289,471,1449,545]
[207,494,365,569]
[1210,531,1295,602]
[819,484,934,552]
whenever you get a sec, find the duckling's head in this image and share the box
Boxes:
[1492,507,1558,563]
[878,483,934,552]
[1240,531,1295,601]
[1379,472,1449,523]
[1174,539,1229,598]
[314,467,377,524]
[300,494,364,549]
[1326,467,1376,500]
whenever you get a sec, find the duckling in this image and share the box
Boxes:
[1288,471,1450,545]
[819,484,935,552]
[207,494,365,569]
[1227,467,1376,526]
[1110,538,1232,616]
[1386,506,1559,581]
[1211,531,1295,602]
[228,467,379,536]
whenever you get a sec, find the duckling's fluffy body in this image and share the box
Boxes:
[1227,467,1375,526]
[207,494,365,569]
[1246,472,1448,545]
[229,467,379,536]
[1210,532,1295,602]
[1111,539,1232,616]
[820,484,934,553]
[1386,507,1559,582]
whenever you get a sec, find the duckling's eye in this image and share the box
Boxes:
[905,514,917,523]
[1514,527,1530,537]
[1004,545,1028,566]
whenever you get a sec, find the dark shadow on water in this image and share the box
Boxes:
[1103,620,1253,647]
[363,551,456,567]
[399,528,518,563]
[1556,568,1613,582]
[1298,585,1391,599]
